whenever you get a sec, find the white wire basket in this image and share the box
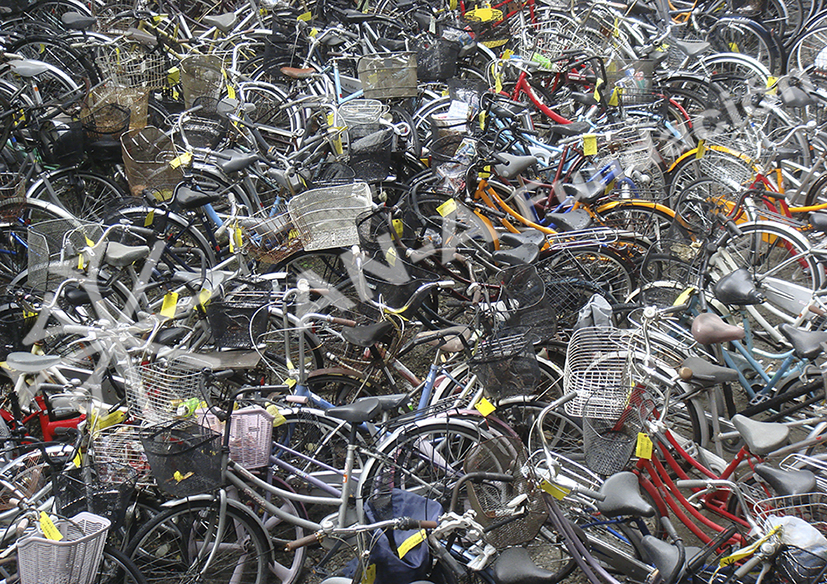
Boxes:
[91,423,153,487]
[196,406,274,468]
[338,99,388,126]
[124,355,210,424]
[27,220,102,291]
[17,512,110,584]
[95,42,169,89]
[287,182,372,251]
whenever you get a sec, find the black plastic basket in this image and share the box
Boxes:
[81,103,131,142]
[416,37,461,82]
[497,264,557,343]
[39,119,84,166]
[775,545,827,584]
[206,300,269,349]
[349,124,395,183]
[308,162,356,187]
[54,462,138,529]
[140,420,223,497]
[469,330,541,400]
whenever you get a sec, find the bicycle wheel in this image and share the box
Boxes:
[237,82,304,156]
[96,544,148,584]
[536,245,636,305]
[125,497,272,584]
[29,168,127,223]
[672,177,739,236]
[594,201,675,244]
[786,26,827,77]
[9,35,100,87]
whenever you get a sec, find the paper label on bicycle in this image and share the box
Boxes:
[385,246,397,267]
[398,529,427,558]
[174,470,195,482]
[169,152,192,170]
[608,88,620,107]
[144,210,155,227]
[673,286,697,306]
[437,199,458,217]
[160,292,179,319]
[635,433,653,459]
[297,11,311,20]
[39,512,63,541]
[267,405,287,427]
[583,134,597,156]
[696,140,706,160]
[719,526,780,566]
[539,479,570,500]
[362,563,376,584]
[475,397,496,417]
[766,76,777,95]
[167,66,180,87]
[198,288,211,309]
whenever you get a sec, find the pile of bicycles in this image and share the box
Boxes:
[2,0,827,582]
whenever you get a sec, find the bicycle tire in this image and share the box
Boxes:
[535,245,636,305]
[97,544,148,584]
[125,497,273,584]
[28,168,127,223]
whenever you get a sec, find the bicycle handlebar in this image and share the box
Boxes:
[285,517,438,551]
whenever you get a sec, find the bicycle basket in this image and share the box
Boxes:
[357,52,418,99]
[80,103,131,142]
[415,36,461,81]
[582,393,647,476]
[287,182,372,251]
[469,330,541,400]
[85,84,150,130]
[92,424,153,487]
[338,99,387,126]
[241,210,303,265]
[196,406,274,469]
[17,512,110,584]
[27,219,103,291]
[180,55,224,109]
[54,462,138,529]
[121,126,186,199]
[123,355,209,424]
[206,299,269,350]
[348,124,395,183]
[496,264,557,343]
[0,297,35,359]
[463,436,547,548]
[180,97,229,151]
[140,419,223,497]
[95,41,168,89]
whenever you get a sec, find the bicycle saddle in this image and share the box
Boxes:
[342,320,395,348]
[778,323,827,360]
[492,546,560,584]
[377,37,406,52]
[640,536,683,584]
[731,414,789,456]
[125,28,158,48]
[327,397,382,424]
[673,39,710,58]
[548,120,592,137]
[279,67,316,79]
[175,185,221,209]
[713,268,765,306]
[779,85,815,108]
[754,464,816,497]
[690,312,745,345]
[492,243,539,266]
[338,8,375,23]
[61,12,96,30]
[5,352,62,373]
[809,212,827,233]
[8,60,51,78]
[202,13,238,33]
[493,153,537,180]
[595,471,655,518]
[679,356,739,385]
[499,229,546,249]
[217,150,259,174]
[545,209,593,232]
[98,241,151,267]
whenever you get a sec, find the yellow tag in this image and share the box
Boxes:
[234,226,243,249]
[397,529,427,558]
[449,0,456,9]
[673,286,697,306]
[328,113,343,155]
[613,16,620,37]
[696,139,706,159]
[160,292,178,318]
[728,42,739,52]
[78,253,85,270]
[198,288,211,309]
[39,512,63,541]
[169,151,193,169]
[479,111,486,131]
[392,219,404,238]
[39,43,45,54]
[144,210,154,227]
[270,409,287,427]
[593,78,603,102]
[167,66,180,86]
[285,377,297,388]
[719,526,780,566]
[96,409,126,430]
[583,134,597,156]
[494,71,503,94]
[502,49,514,60]
[227,85,236,100]
[309,27,318,37]
[173,470,194,482]
[539,479,571,500]
[436,199,457,216]
[72,452,81,468]
[362,563,376,584]
[475,397,496,416]
[385,246,397,267]
[608,87,620,107]
[298,11,311,20]
[766,76,777,95]
[635,432,653,459]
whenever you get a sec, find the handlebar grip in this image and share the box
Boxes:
[309,288,330,295]
[572,485,605,502]
[419,521,438,529]
[327,317,357,327]
[676,480,709,489]
[285,532,321,551]
[126,225,156,240]
[661,517,680,542]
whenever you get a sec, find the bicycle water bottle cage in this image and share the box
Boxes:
[778,324,827,360]
[690,312,745,345]
[754,464,817,497]
[595,472,656,518]
[713,268,765,306]
[679,356,739,386]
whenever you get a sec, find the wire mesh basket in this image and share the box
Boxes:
[754,493,827,584]
[582,392,647,476]
[416,36,461,81]
[287,182,372,251]
[357,52,418,99]
[91,424,153,487]
[196,405,274,468]
[139,419,223,497]
[348,124,395,183]
[463,435,547,548]
[84,84,150,130]
[664,25,709,70]
[95,41,169,89]
[180,96,229,151]
[240,209,303,265]
[338,99,387,126]
[696,146,757,188]
[80,103,131,142]
[27,220,102,291]
[494,264,557,343]
[206,297,269,350]
[469,330,541,400]
[54,462,138,529]
[563,326,636,419]
[606,58,655,106]
[121,126,186,199]
[179,54,224,109]
[124,355,209,424]
[17,512,110,584]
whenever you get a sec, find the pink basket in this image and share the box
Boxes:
[197,406,274,468]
